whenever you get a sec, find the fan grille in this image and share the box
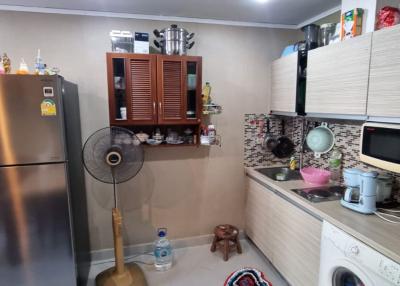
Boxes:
[82,127,144,184]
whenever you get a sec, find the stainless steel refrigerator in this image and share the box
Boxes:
[0,75,90,286]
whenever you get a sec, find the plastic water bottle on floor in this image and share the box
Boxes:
[154,228,173,271]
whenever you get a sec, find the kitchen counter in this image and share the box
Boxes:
[246,166,400,264]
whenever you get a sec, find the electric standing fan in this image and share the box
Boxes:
[82,127,147,286]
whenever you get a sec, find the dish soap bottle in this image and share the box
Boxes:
[154,228,173,271]
[329,149,342,184]
[289,156,298,170]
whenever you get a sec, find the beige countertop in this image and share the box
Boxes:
[245,166,400,264]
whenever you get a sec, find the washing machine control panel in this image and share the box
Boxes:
[323,222,400,285]
[378,259,400,285]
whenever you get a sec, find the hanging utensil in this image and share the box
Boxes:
[272,120,295,158]
[262,119,278,150]
[306,122,335,158]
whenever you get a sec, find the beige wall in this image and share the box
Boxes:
[313,11,341,25]
[0,11,299,251]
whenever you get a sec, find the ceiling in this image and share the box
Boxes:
[0,0,341,27]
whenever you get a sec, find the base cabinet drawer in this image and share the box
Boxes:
[245,177,322,286]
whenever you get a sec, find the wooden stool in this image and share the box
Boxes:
[210,224,242,261]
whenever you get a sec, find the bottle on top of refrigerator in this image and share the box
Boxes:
[16,58,29,75]
[34,49,45,75]
[154,228,173,271]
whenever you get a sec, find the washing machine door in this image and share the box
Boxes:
[332,267,367,286]
[320,259,374,286]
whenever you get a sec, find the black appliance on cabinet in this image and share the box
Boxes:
[296,24,320,115]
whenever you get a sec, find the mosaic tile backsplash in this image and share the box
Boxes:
[244,114,400,191]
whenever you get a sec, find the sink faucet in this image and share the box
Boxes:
[299,117,309,170]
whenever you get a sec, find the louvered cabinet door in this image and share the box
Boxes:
[127,54,157,124]
[157,56,185,124]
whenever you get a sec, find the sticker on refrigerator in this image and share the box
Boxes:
[40,99,57,116]
[43,87,54,97]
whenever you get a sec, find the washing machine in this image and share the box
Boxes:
[319,221,400,286]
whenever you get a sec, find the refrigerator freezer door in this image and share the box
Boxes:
[0,75,66,166]
[0,163,76,286]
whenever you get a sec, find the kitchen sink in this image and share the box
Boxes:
[291,186,346,203]
[256,167,302,181]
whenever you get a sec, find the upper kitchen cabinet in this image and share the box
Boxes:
[367,25,400,117]
[107,53,157,125]
[270,52,299,114]
[157,55,202,124]
[306,33,372,116]
[106,53,202,126]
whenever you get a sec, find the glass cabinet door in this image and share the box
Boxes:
[186,61,198,120]
[112,58,127,121]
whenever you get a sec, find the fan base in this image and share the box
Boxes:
[95,262,148,286]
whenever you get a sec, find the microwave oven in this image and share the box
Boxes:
[360,122,400,173]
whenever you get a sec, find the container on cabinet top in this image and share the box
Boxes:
[341,8,364,40]
[110,30,134,53]
[134,32,149,54]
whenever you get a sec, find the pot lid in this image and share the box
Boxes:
[361,171,379,178]
[320,23,338,29]
[160,24,189,33]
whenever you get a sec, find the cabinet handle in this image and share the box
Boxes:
[153,102,156,115]
[159,102,162,113]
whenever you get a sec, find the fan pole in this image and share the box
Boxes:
[113,176,118,209]
[111,174,124,275]
[112,207,125,275]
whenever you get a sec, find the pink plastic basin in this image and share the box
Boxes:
[300,167,331,185]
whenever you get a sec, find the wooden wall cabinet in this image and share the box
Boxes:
[270,52,298,113]
[368,25,400,117]
[305,33,372,115]
[245,177,321,286]
[107,53,202,126]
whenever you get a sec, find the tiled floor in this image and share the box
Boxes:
[87,239,288,286]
